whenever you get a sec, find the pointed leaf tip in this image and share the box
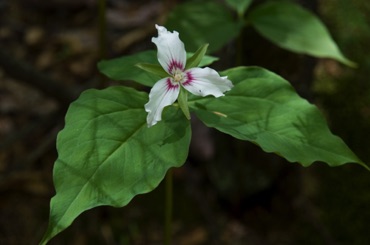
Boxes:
[190,66,364,168]
[249,2,355,67]
[41,86,191,243]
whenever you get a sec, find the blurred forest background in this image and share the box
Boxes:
[1,0,370,244]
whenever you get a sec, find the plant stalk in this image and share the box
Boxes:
[97,0,107,88]
[164,168,173,245]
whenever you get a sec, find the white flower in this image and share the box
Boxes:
[145,25,233,127]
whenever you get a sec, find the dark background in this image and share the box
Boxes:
[1,0,370,244]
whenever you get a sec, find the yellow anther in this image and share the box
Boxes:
[173,71,184,83]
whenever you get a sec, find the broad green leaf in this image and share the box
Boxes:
[41,86,191,244]
[185,43,209,70]
[226,0,253,17]
[189,66,367,168]
[98,50,159,87]
[166,1,243,53]
[248,2,356,67]
[98,50,219,87]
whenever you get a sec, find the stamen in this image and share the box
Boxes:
[174,72,183,82]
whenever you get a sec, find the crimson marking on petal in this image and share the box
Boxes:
[182,71,194,86]
[166,78,179,91]
[168,59,184,74]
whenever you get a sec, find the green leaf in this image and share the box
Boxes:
[185,43,209,70]
[135,63,168,78]
[225,0,253,17]
[98,50,159,87]
[189,66,367,168]
[166,1,243,53]
[248,2,356,67]
[41,86,191,244]
[98,50,219,87]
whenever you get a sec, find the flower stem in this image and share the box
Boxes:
[97,0,107,88]
[178,87,191,120]
[98,0,107,59]
[164,168,173,245]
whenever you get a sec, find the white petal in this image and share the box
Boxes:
[182,67,233,97]
[152,25,187,75]
[145,77,180,127]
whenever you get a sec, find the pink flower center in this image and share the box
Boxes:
[166,59,194,88]
[182,72,194,86]
[168,60,184,74]
[166,78,179,90]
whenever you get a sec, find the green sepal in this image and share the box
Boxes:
[98,50,219,87]
[178,86,191,120]
[135,63,169,78]
[185,43,209,70]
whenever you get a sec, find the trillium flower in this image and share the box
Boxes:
[144,25,233,127]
